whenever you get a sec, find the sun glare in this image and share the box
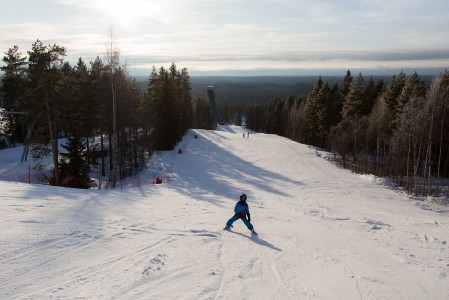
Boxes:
[92,0,163,25]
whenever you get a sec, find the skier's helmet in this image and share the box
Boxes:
[240,193,247,201]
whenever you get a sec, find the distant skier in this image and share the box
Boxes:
[224,193,257,235]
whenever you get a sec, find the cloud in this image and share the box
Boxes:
[1,0,449,75]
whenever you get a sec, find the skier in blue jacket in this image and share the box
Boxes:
[224,193,257,235]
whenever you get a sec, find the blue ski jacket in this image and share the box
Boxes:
[234,200,250,219]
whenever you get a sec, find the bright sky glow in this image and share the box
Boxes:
[1,0,449,75]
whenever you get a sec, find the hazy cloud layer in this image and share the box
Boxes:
[1,0,449,75]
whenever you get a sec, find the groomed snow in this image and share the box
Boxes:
[1,125,448,299]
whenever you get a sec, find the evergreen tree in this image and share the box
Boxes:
[178,67,193,135]
[1,46,27,111]
[362,76,375,116]
[59,61,75,136]
[25,39,66,185]
[90,56,109,177]
[290,97,306,143]
[331,73,366,165]
[283,95,295,139]
[340,70,353,105]
[72,58,96,142]
[328,83,342,127]
[303,77,329,147]
[144,64,192,150]
[381,71,407,130]
[1,45,28,144]
[395,72,426,123]
[342,73,365,119]
[59,134,91,188]
[245,104,265,132]
[265,97,284,135]
[192,97,214,129]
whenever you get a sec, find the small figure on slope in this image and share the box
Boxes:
[224,193,257,235]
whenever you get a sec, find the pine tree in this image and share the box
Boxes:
[72,58,95,140]
[25,39,66,185]
[59,61,75,136]
[90,56,109,177]
[1,46,27,110]
[1,45,28,144]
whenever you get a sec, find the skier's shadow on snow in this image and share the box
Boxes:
[231,231,282,251]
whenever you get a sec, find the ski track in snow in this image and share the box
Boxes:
[1,125,449,299]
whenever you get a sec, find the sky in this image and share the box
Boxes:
[1,0,449,76]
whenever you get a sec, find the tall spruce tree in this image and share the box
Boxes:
[331,73,366,165]
[340,70,353,105]
[381,71,407,130]
[59,134,90,188]
[342,73,365,119]
[303,77,328,147]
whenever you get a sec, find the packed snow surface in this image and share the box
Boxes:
[1,126,448,299]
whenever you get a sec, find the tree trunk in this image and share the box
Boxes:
[108,132,114,187]
[406,131,411,193]
[100,133,105,177]
[44,91,59,186]
[436,107,445,196]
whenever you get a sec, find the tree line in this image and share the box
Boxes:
[246,70,449,197]
[0,40,214,188]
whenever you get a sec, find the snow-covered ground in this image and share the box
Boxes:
[1,125,448,299]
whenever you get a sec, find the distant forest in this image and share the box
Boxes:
[1,40,448,199]
[137,74,435,124]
